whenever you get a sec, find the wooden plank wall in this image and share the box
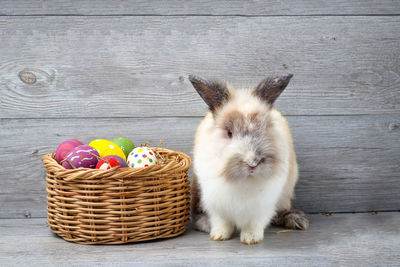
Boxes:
[0,1,399,218]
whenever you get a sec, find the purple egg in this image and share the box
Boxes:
[56,139,84,163]
[61,145,99,169]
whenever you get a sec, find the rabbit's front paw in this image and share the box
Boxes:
[210,225,234,241]
[240,228,264,245]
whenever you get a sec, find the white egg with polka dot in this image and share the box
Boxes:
[127,146,158,168]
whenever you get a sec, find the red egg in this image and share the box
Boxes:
[56,139,84,163]
[96,155,128,170]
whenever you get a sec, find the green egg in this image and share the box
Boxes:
[111,138,135,158]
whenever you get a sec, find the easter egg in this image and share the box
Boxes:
[88,139,126,160]
[111,138,135,158]
[55,139,84,163]
[127,146,157,168]
[61,145,99,169]
[96,155,128,170]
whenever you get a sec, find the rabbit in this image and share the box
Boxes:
[189,74,309,245]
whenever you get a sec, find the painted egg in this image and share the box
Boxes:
[88,139,126,160]
[127,146,157,168]
[111,138,135,158]
[96,155,128,170]
[55,139,84,163]
[61,145,99,169]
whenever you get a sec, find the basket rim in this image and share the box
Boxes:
[42,147,191,181]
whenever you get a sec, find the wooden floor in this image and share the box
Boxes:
[1,212,399,266]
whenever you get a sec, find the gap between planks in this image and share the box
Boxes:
[1,210,399,220]
[2,113,400,120]
[1,14,400,17]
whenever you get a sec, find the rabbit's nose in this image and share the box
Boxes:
[247,161,259,174]
[247,159,259,168]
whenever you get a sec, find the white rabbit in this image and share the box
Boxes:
[189,74,308,245]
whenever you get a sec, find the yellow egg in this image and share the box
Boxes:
[88,139,126,160]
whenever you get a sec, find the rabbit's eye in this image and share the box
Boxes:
[227,129,233,138]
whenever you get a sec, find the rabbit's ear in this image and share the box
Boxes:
[254,74,293,105]
[189,75,230,113]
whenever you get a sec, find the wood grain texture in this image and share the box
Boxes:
[1,114,399,218]
[0,213,399,266]
[1,16,399,118]
[1,0,400,15]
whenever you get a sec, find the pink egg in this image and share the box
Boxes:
[56,139,84,163]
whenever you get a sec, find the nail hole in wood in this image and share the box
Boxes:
[19,71,37,85]
[389,123,399,130]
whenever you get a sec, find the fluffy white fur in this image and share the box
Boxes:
[193,88,297,244]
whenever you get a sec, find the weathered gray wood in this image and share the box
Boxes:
[1,0,400,15]
[1,16,399,118]
[0,213,399,266]
[1,114,399,218]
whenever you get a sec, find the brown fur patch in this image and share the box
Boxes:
[271,209,309,230]
[248,111,260,124]
[263,153,279,167]
[191,173,203,217]
[242,239,262,245]
[219,109,268,137]
[220,153,245,180]
[221,110,245,133]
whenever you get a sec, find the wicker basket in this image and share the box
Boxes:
[42,147,191,245]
